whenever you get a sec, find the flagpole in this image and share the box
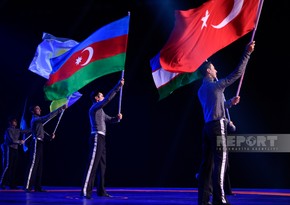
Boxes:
[23,115,55,142]
[216,77,235,128]
[236,0,264,97]
[118,70,125,122]
[52,109,65,136]
[117,11,130,122]
[51,95,71,135]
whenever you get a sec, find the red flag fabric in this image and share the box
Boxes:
[160,0,260,73]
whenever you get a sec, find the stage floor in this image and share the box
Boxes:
[1,187,290,205]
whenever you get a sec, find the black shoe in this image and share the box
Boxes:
[98,193,112,197]
[24,188,32,193]
[34,188,47,192]
[82,195,92,199]
[80,193,92,199]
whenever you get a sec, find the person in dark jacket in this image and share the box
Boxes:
[0,117,30,189]
[81,78,124,199]
[23,104,67,192]
[197,41,255,205]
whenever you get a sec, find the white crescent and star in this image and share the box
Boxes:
[77,1,243,65]
[211,0,244,29]
[79,47,94,66]
[201,0,244,30]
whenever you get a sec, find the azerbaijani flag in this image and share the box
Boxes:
[151,53,202,100]
[44,15,130,100]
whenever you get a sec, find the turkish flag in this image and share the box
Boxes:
[160,0,260,73]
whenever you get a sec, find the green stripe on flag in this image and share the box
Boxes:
[158,70,202,100]
[44,53,125,100]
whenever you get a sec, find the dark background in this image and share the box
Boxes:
[0,0,289,189]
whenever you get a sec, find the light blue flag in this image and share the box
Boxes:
[28,32,79,79]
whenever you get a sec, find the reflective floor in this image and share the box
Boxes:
[0,187,290,205]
